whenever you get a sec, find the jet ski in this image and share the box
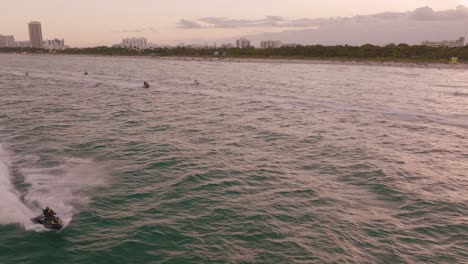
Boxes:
[31,207,63,230]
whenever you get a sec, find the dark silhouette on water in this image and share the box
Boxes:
[84,71,88,75]
[193,80,200,85]
[25,72,28,76]
[31,206,63,230]
[143,81,150,88]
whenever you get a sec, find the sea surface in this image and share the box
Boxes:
[0,54,467,264]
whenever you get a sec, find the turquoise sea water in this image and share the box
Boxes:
[0,54,467,263]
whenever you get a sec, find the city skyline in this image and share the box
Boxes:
[1,1,468,47]
[1,19,466,49]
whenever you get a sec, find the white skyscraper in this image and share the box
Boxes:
[0,35,15,47]
[28,21,43,48]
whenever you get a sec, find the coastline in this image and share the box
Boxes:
[155,56,468,69]
[9,53,468,69]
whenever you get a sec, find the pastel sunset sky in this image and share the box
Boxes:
[2,0,467,46]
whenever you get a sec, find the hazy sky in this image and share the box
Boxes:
[2,0,467,46]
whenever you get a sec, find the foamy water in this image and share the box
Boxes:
[0,144,34,227]
[0,143,108,230]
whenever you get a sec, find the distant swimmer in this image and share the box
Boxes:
[193,80,200,85]
[143,81,150,88]
[84,71,88,75]
[25,72,29,76]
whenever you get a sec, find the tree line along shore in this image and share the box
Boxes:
[1,44,467,64]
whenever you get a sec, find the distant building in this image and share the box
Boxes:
[28,21,44,48]
[236,38,251,48]
[0,35,5,47]
[120,37,148,49]
[43,38,68,50]
[174,43,216,49]
[282,43,301,48]
[0,35,15,47]
[5,36,15,47]
[260,40,283,48]
[184,44,206,49]
[221,43,234,48]
[15,41,31,48]
[422,37,465,48]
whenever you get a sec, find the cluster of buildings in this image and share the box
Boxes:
[421,37,465,48]
[236,38,300,49]
[236,38,251,48]
[260,40,283,48]
[112,37,158,49]
[112,37,296,50]
[0,21,68,50]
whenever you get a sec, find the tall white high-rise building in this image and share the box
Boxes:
[0,35,15,47]
[28,21,43,48]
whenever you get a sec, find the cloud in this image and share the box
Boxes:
[174,5,468,46]
[178,5,468,30]
[178,16,320,29]
[177,19,203,28]
[112,27,159,33]
[242,5,468,46]
[371,12,406,20]
[113,29,142,33]
[409,5,468,21]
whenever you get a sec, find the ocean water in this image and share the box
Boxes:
[0,54,467,263]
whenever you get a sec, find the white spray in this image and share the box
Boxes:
[0,144,109,230]
[0,145,34,227]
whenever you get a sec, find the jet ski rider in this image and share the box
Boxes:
[43,207,56,219]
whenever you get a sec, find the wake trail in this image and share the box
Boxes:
[22,158,109,228]
[0,144,35,228]
[0,143,109,231]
